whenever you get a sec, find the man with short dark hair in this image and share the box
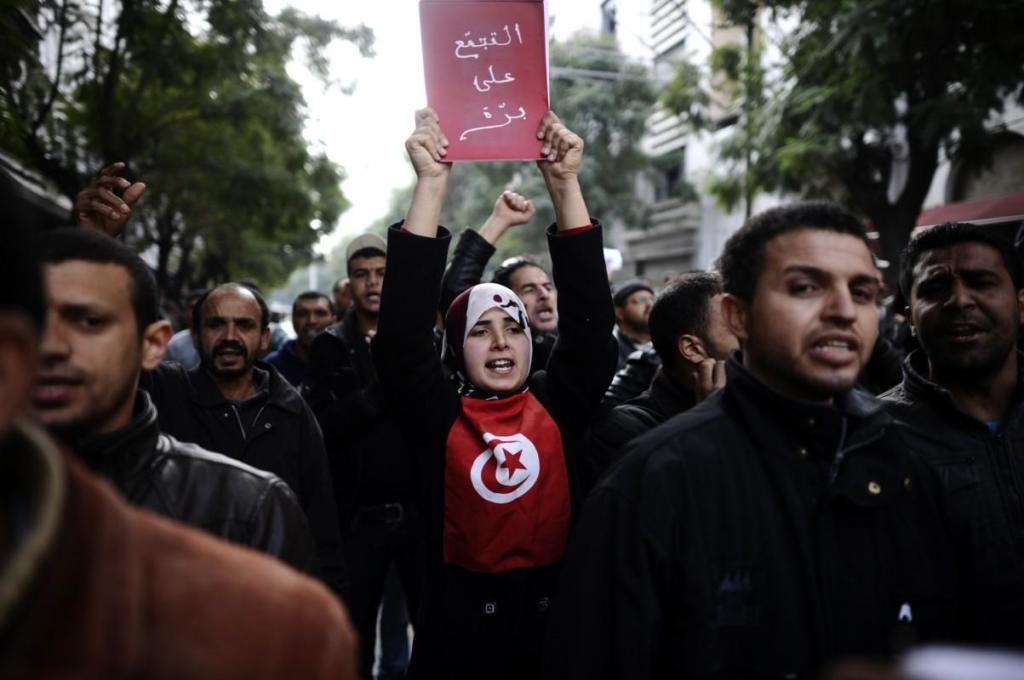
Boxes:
[266,291,336,387]
[0,215,358,679]
[304,232,419,678]
[547,201,960,679]
[589,272,738,475]
[881,221,1024,646]
[611,279,655,370]
[332,277,353,316]
[30,228,317,571]
[75,164,348,602]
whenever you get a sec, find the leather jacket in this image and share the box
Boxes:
[76,390,319,574]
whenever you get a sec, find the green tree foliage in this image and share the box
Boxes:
[0,0,373,297]
[368,33,656,266]
[663,0,1024,271]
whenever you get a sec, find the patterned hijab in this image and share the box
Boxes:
[442,283,533,398]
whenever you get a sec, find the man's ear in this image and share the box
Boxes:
[720,293,750,343]
[259,326,271,355]
[677,334,708,365]
[613,305,625,325]
[904,304,917,337]
[0,313,39,438]
[141,320,173,371]
[1016,290,1024,326]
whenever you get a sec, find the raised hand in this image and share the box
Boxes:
[534,111,589,231]
[405,108,451,180]
[536,111,584,184]
[693,358,727,402]
[76,162,146,237]
[479,190,536,245]
[403,108,452,237]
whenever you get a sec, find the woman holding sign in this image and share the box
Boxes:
[371,108,616,679]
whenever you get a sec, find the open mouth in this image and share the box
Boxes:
[808,336,859,364]
[485,358,516,374]
[946,323,986,343]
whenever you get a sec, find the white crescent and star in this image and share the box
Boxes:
[469,432,540,504]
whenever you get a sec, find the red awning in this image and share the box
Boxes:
[917,192,1024,228]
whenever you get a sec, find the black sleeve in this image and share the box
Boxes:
[139,362,189,411]
[372,224,460,459]
[439,229,495,314]
[542,222,618,433]
[295,403,350,602]
[602,350,659,407]
[587,405,649,483]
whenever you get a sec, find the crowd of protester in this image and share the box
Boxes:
[1,107,1023,679]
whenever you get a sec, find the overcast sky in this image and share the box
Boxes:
[261,0,649,254]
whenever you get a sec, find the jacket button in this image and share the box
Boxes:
[867,481,881,495]
[903,477,913,491]
[264,422,272,429]
[797,447,808,457]
[223,412,229,418]
[807,417,816,427]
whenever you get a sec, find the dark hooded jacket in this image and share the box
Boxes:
[880,349,1024,647]
[373,222,617,680]
[141,361,347,600]
[545,354,961,680]
[76,390,317,572]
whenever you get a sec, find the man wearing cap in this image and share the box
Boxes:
[612,279,656,370]
[303,233,420,679]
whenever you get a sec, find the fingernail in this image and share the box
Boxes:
[541,146,550,155]
[548,153,556,161]
[121,204,130,213]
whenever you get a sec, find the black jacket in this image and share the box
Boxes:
[589,367,696,479]
[302,308,416,527]
[141,361,347,600]
[546,354,960,680]
[440,227,556,374]
[880,350,1024,646]
[76,390,318,572]
[373,222,617,680]
[602,346,661,406]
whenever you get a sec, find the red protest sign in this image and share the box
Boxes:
[420,0,549,161]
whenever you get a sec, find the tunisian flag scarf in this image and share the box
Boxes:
[442,284,571,573]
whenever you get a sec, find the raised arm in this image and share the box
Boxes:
[536,111,590,231]
[402,108,451,238]
[439,190,535,313]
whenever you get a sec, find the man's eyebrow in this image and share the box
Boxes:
[782,265,829,279]
[850,273,882,286]
[58,302,111,316]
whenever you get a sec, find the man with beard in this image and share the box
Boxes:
[30,228,317,571]
[266,291,336,387]
[881,222,1024,646]
[73,162,347,601]
[303,232,420,679]
[441,190,560,374]
[589,272,738,476]
[141,282,347,600]
[546,202,961,679]
[611,280,655,370]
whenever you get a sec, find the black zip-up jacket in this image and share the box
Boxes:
[76,390,317,571]
[373,222,617,680]
[589,367,696,480]
[141,361,347,600]
[880,349,1024,646]
[302,308,416,529]
[440,227,557,374]
[546,354,960,680]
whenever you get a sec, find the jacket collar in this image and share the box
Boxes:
[900,348,1024,425]
[187,361,303,414]
[646,367,697,416]
[724,351,889,458]
[75,391,162,479]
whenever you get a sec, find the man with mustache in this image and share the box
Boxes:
[546,202,961,679]
[31,228,317,572]
[881,221,1024,646]
[74,164,347,602]
[266,291,337,387]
